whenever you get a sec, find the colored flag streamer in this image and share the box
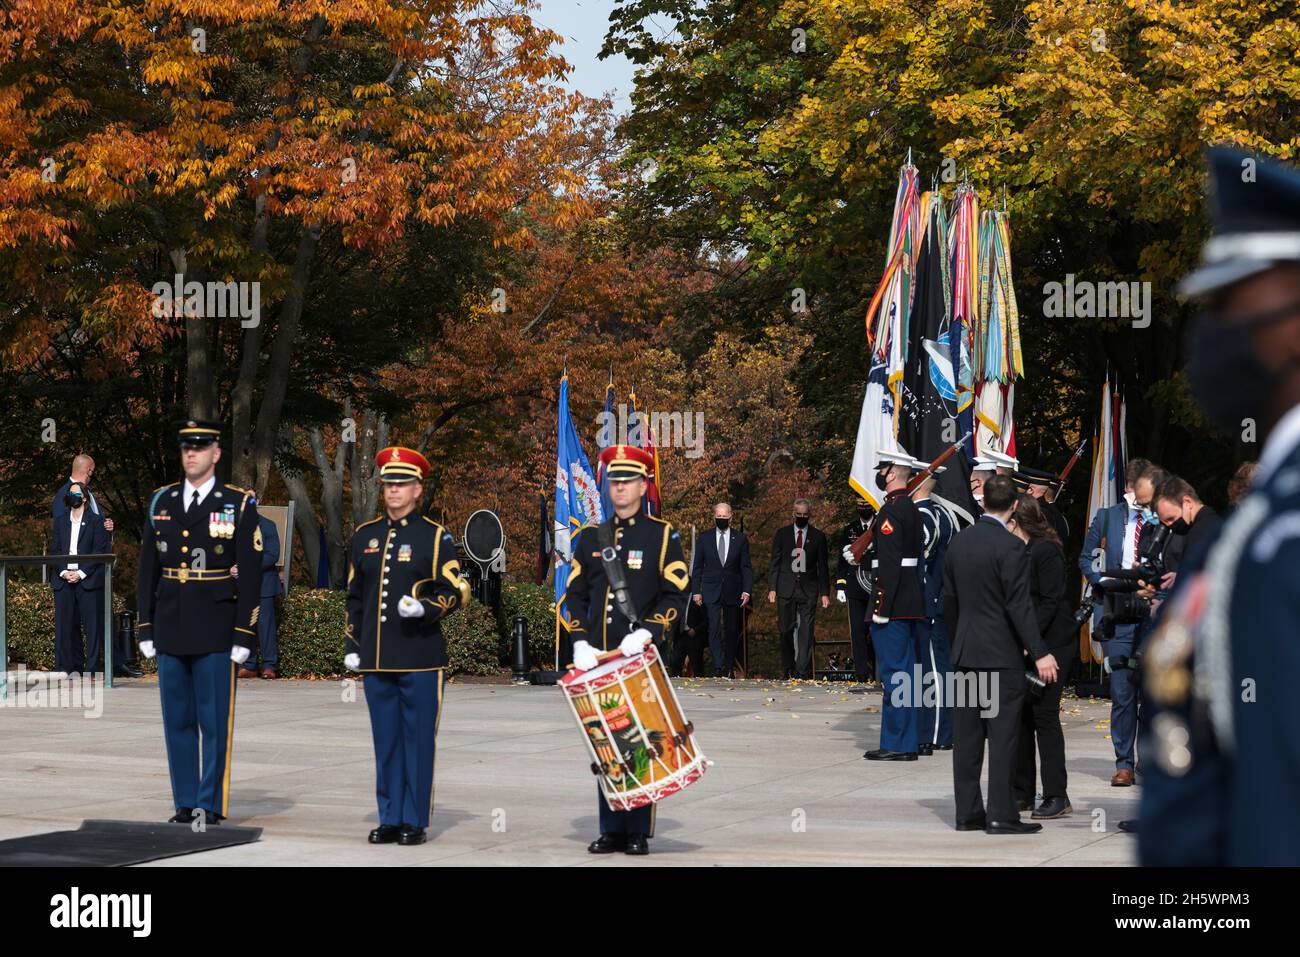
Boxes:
[554,370,604,647]
[1081,377,1124,663]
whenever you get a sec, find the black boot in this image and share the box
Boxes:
[624,834,649,856]
[369,825,401,844]
[587,833,627,854]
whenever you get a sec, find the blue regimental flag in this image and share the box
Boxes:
[554,371,604,633]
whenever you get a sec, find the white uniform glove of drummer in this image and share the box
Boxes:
[138,640,156,659]
[344,653,361,671]
[572,640,599,671]
[230,644,251,665]
[620,628,652,657]
[842,544,859,565]
[398,595,425,618]
[836,589,846,604]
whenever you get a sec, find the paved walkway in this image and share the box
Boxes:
[0,674,1139,865]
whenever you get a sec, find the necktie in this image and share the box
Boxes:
[190,488,200,513]
[1133,512,1145,562]
[719,530,728,565]
[796,528,804,552]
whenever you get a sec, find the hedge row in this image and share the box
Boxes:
[3,579,558,679]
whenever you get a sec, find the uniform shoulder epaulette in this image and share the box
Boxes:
[356,515,384,531]
[152,482,177,495]
[420,516,447,534]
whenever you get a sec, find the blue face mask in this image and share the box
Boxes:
[1142,507,1158,524]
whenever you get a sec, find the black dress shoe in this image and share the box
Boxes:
[1032,797,1073,820]
[864,749,918,761]
[113,664,143,678]
[932,744,953,751]
[397,826,427,845]
[588,833,627,854]
[955,818,987,831]
[986,820,1043,834]
[369,824,402,844]
[917,743,934,756]
[167,808,195,824]
[624,834,649,855]
[1117,819,1138,833]
[1016,798,1034,811]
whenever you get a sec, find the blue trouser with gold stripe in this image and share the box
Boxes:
[872,618,919,753]
[364,671,444,829]
[157,651,237,817]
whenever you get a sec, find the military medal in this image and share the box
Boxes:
[209,512,219,538]
[368,538,379,549]
[398,543,413,562]
[157,540,167,553]
[215,544,224,555]
[627,549,643,570]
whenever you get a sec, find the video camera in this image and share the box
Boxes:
[1073,522,1173,641]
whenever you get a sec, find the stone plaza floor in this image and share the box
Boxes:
[0,673,1138,866]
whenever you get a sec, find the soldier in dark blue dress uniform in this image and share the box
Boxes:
[848,449,926,761]
[1139,148,1300,865]
[913,462,957,752]
[136,420,261,825]
[834,496,877,682]
[563,444,690,856]
[344,446,470,847]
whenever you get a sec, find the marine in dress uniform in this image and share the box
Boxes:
[834,497,877,682]
[1139,148,1300,865]
[563,444,690,856]
[344,446,470,847]
[136,420,261,825]
[913,464,957,752]
[855,449,926,760]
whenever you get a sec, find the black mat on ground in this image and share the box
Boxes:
[0,820,262,867]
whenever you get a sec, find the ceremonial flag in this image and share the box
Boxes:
[627,387,662,516]
[554,370,603,656]
[534,490,551,586]
[974,208,1022,458]
[866,161,922,428]
[597,367,616,519]
[1080,378,1122,663]
[948,185,979,459]
[849,356,902,509]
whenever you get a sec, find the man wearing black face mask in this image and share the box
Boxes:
[835,496,877,682]
[768,499,830,678]
[1139,147,1300,866]
[689,502,753,677]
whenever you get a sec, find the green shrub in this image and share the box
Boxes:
[498,579,557,668]
[4,581,131,672]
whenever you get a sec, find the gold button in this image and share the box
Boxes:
[182,530,189,537]
[181,546,188,553]
[181,562,188,568]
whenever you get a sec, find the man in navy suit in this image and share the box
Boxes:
[50,481,112,674]
[690,502,753,676]
[1078,457,1156,787]
[52,453,114,533]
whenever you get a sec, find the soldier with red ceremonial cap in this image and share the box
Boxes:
[343,446,470,846]
[563,443,690,856]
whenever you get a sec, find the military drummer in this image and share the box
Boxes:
[137,419,261,825]
[563,444,690,856]
[344,446,470,847]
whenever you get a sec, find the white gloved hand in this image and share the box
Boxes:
[842,544,859,565]
[398,595,425,618]
[620,628,652,657]
[872,615,888,625]
[139,639,156,659]
[572,640,599,671]
[231,644,251,665]
[344,653,361,672]
[836,589,846,604]
[1103,656,1114,675]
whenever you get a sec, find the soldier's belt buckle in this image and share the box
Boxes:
[178,567,189,584]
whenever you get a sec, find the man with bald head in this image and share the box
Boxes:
[52,453,114,533]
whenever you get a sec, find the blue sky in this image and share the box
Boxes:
[529,0,643,114]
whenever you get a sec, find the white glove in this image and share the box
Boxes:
[842,544,859,565]
[836,589,846,604]
[872,615,888,625]
[230,645,251,665]
[398,595,425,618]
[573,640,599,671]
[620,628,652,657]
[344,653,361,671]
[1103,656,1114,675]
[139,639,156,659]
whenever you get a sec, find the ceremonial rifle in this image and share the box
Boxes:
[1053,439,1088,498]
[848,431,973,563]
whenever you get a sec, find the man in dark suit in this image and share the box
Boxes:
[52,453,114,533]
[670,593,709,677]
[943,475,1059,834]
[768,499,830,679]
[50,481,112,674]
[689,502,753,677]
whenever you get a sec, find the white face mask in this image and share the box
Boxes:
[1123,490,1137,508]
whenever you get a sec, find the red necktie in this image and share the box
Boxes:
[796,528,804,552]
[1133,513,1145,560]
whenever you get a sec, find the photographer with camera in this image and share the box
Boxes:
[1077,458,1168,787]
